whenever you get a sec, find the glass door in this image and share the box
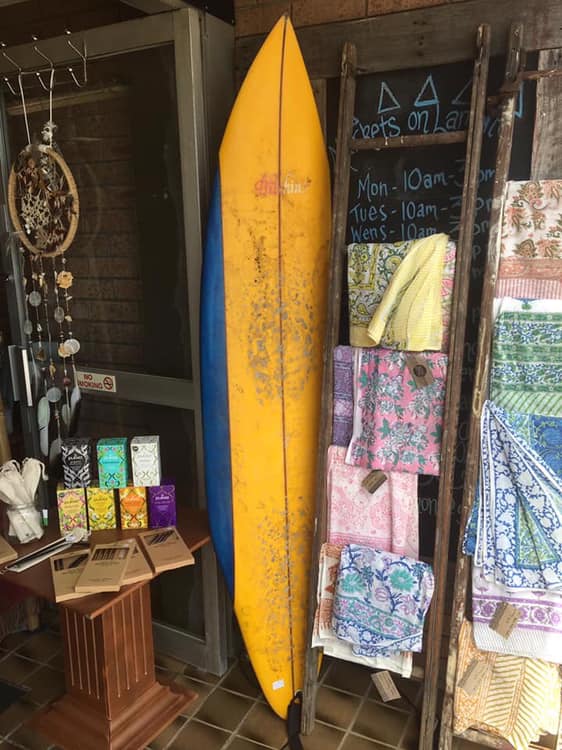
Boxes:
[0,10,233,674]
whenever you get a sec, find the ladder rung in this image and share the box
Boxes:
[351,130,468,151]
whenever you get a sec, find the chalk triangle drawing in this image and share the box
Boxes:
[451,78,472,106]
[378,81,401,114]
[414,74,439,107]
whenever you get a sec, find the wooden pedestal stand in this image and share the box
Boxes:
[2,509,209,750]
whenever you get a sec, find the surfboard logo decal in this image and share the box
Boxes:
[254,172,311,197]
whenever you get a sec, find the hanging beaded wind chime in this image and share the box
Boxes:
[7,61,82,465]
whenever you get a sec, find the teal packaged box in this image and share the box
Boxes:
[97,438,128,489]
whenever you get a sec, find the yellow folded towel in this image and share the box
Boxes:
[367,232,448,351]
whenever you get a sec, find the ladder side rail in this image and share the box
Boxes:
[419,23,492,750]
[438,22,524,750]
[301,41,358,735]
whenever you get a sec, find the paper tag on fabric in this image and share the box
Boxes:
[458,659,488,695]
[490,602,520,638]
[361,470,387,494]
[371,671,401,702]
[406,355,434,388]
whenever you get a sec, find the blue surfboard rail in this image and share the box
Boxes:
[200,174,235,597]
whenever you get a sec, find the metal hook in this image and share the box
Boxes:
[35,70,49,91]
[2,76,18,96]
[31,35,55,91]
[65,30,87,87]
[0,42,21,73]
[67,66,85,88]
[17,72,31,145]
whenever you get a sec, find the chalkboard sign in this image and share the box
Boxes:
[326,57,537,557]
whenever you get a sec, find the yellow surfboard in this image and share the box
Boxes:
[201,16,330,718]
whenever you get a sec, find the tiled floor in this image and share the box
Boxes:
[0,619,423,750]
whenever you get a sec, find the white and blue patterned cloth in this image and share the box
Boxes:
[332,544,434,657]
[465,401,562,591]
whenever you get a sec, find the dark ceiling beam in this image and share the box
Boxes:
[119,0,189,12]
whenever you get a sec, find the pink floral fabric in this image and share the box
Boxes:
[496,277,562,300]
[327,446,418,558]
[346,348,447,475]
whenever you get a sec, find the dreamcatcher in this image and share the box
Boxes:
[7,63,82,466]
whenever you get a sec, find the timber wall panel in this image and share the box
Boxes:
[234,0,470,36]
[235,0,562,77]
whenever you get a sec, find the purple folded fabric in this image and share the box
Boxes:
[332,346,353,447]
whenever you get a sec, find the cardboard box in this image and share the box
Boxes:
[138,527,194,574]
[122,540,153,584]
[148,483,176,528]
[50,549,90,602]
[119,486,148,529]
[0,535,17,566]
[130,436,161,487]
[97,438,128,489]
[57,485,87,534]
[75,541,134,593]
[86,486,117,530]
[61,438,93,488]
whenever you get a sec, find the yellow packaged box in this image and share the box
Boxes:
[119,486,148,529]
[0,536,17,566]
[122,539,153,584]
[57,484,87,534]
[75,541,134,593]
[138,527,194,574]
[86,485,117,530]
[50,549,90,602]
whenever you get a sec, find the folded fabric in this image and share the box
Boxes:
[493,296,562,318]
[490,304,562,417]
[327,445,418,558]
[312,543,413,677]
[346,348,447,475]
[507,410,562,478]
[472,564,562,663]
[367,233,449,351]
[467,401,562,591]
[496,276,562,300]
[454,619,560,750]
[347,238,455,350]
[332,544,434,657]
[332,346,354,447]
[500,180,562,261]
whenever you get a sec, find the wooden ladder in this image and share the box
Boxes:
[440,21,562,750]
[301,24,492,750]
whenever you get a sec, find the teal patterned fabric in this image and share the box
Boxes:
[332,544,434,656]
[508,412,562,477]
[491,310,562,416]
[465,401,562,590]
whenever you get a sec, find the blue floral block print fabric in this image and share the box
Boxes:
[466,401,562,591]
[332,544,434,657]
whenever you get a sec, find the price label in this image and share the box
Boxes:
[490,602,520,638]
[406,355,434,388]
[458,659,489,695]
[371,670,401,702]
[362,470,387,494]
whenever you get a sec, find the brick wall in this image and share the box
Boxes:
[234,0,474,37]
